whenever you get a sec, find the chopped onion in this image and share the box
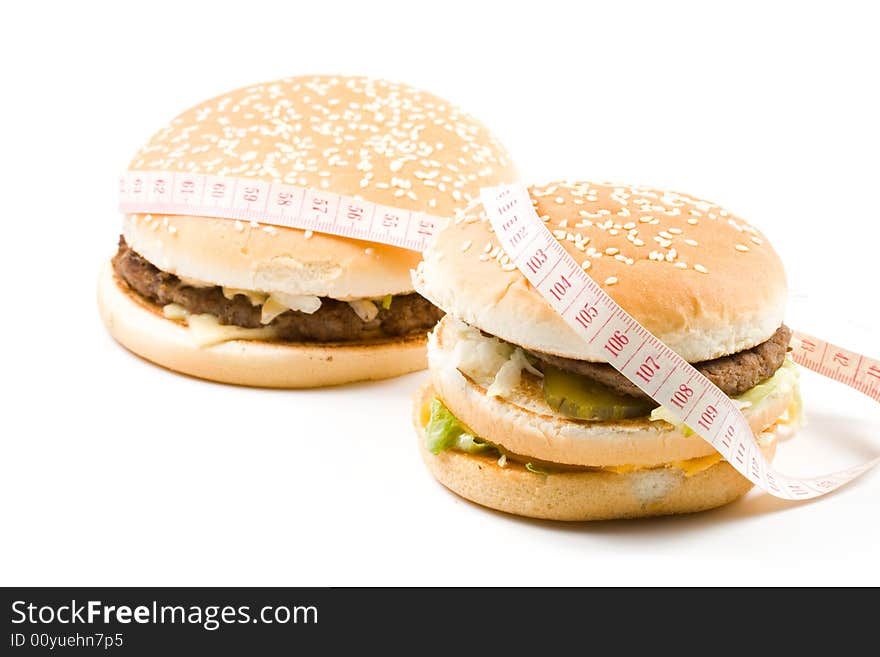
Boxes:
[487,350,543,397]
[348,299,379,322]
[271,292,322,314]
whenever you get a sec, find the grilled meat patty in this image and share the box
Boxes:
[531,324,792,400]
[112,237,443,342]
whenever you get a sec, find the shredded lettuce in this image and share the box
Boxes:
[736,357,799,407]
[650,357,800,434]
[425,399,496,455]
[487,349,543,397]
[785,378,805,430]
[381,294,393,310]
[454,432,496,454]
[649,405,695,436]
[525,462,555,476]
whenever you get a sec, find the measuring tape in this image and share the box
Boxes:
[482,184,879,501]
[119,170,441,252]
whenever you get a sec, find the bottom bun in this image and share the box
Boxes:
[98,261,428,388]
[414,383,777,521]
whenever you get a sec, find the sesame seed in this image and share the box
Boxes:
[168,226,177,235]
[502,263,517,271]
[694,264,708,274]
[687,218,699,225]
[581,260,591,270]
[304,230,313,239]
[365,247,374,255]
[668,227,682,235]
[751,236,763,245]
[684,239,699,246]
[605,247,620,255]
[555,196,565,204]
[735,244,750,252]
[604,276,618,285]
[461,240,473,252]
[675,262,688,269]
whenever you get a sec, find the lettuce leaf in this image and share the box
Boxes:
[525,462,555,476]
[649,357,800,434]
[425,399,496,455]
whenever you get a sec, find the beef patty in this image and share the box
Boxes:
[532,324,792,401]
[112,237,443,342]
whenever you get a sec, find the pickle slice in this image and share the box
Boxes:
[542,365,655,420]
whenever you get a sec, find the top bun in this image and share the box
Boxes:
[123,75,518,298]
[414,181,787,363]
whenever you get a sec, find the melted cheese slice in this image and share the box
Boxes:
[162,304,277,347]
[186,314,278,347]
[603,453,723,477]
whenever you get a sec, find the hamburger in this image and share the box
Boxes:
[98,75,517,387]
[413,181,802,520]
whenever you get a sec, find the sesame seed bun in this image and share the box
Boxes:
[98,263,427,387]
[126,75,517,299]
[107,75,517,386]
[428,314,795,467]
[414,181,787,363]
[413,382,779,521]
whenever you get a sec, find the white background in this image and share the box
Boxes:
[2,0,878,586]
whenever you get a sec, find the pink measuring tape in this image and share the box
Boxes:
[481,184,879,500]
[119,170,440,252]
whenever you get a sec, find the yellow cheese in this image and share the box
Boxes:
[602,452,723,477]
[162,303,189,321]
[670,452,724,477]
[163,305,277,347]
[185,314,277,347]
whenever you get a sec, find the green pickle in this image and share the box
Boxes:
[542,366,655,420]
